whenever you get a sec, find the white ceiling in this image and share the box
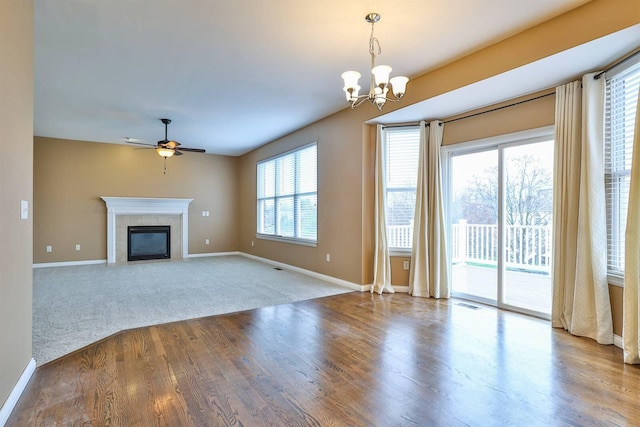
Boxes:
[35,0,608,156]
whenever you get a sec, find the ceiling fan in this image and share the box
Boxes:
[126,118,206,158]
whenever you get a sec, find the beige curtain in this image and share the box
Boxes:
[552,75,613,344]
[623,86,640,363]
[409,120,449,298]
[372,124,394,294]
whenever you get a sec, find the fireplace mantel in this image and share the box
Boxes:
[101,197,193,264]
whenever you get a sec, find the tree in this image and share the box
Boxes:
[453,154,552,226]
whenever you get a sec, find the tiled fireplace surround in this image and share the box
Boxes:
[101,197,193,264]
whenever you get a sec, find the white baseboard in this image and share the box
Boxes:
[187,251,241,258]
[31,252,369,293]
[33,259,106,268]
[239,252,369,292]
[0,358,35,427]
[33,252,242,267]
[393,286,410,293]
[614,334,623,349]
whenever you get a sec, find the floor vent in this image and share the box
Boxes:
[456,302,480,310]
[273,267,283,271]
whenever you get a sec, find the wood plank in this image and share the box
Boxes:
[8,292,640,426]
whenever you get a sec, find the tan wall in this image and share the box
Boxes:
[0,0,33,408]
[391,257,411,286]
[34,137,239,263]
[238,109,372,284]
[610,284,623,336]
[442,90,556,146]
[238,0,639,286]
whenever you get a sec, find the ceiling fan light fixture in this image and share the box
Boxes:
[156,147,175,158]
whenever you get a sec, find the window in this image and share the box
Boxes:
[384,126,420,249]
[257,143,317,244]
[605,60,640,279]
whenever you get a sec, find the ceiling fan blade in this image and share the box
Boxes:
[173,150,183,156]
[176,147,206,153]
[126,140,156,147]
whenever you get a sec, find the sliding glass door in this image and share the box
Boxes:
[450,149,498,304]
[502,141,553,313]
[445,130,553,318]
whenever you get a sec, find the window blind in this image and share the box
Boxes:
[385,127,420,248]
[257,143,317,242]
[605,60,640,277]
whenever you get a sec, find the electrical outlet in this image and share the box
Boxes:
[202,211,206,217]
[46,245,52,253]
[251,240,254,247]
[403,260,410,270]
[205,239,210,245]
[75,244,81,251]
[326,254,331,262]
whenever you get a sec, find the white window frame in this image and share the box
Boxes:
[604,57,640,287]
[383,126,420,255]
[256,142,317,247]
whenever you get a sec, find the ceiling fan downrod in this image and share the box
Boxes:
[161,118,171,141]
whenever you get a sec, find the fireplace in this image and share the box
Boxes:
[101,197,193,264]
[128,226,171,261]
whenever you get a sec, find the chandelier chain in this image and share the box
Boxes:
[368,23,381,58]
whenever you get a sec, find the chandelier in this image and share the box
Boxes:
[341,13,409,111]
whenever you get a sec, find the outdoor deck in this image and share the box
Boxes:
[452,263,551,314]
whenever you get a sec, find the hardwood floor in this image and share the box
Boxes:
[8,292,640,426]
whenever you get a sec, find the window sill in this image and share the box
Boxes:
[608,274,624,288]
[390,249,412,257]
[256,234,317,247]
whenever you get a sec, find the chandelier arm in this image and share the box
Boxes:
[350,94,372,109]
[382,94,403,103]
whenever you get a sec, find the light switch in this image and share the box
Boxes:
[20,200,29,220]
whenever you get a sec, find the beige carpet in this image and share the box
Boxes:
[33,255,353,365]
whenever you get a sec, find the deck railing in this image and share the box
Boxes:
[388,220,552,273]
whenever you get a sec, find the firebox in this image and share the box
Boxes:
[127,225,171,261]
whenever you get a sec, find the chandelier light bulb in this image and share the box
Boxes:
[342,71,361,88]
[375,88,389,110]
[372,65,392,87]
[390,76,409,98]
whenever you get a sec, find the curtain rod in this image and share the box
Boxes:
[381,123,420,129]
[381,91,555,129]
[594,48,640,80]
[442,92,555,124]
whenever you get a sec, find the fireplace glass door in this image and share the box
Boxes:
[128,225,171,261]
